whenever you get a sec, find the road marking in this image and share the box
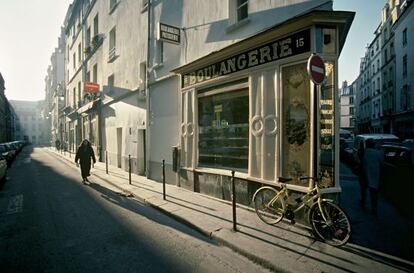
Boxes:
[24,158,31,164]
[7,194,24,214]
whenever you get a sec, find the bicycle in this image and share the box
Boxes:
[253,176,351,246]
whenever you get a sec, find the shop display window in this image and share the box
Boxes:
[281,63,311,185]
[198,89,249,171]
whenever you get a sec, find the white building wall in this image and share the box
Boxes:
[147,0,332,182]
[92,0,147,172]
[180,0,331,64]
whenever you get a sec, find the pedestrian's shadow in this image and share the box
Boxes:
[86,181,216,245]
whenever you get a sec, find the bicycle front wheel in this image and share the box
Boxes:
[253,187,284,225]
[309,201,351,246]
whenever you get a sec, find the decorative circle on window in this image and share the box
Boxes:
[264,115,278,136]
[181,123,187,137]
[251,115,264,137]
[187,122,194,136]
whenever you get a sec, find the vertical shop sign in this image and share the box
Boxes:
[319,62,335,188]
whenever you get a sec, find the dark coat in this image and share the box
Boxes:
[75,145,96,178]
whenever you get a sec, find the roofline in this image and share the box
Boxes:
[172,10,354,74]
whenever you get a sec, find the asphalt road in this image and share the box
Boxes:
[0,147,271,273]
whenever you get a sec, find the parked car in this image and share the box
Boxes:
[0,155,7,184]
[340,138,354,166]
[340,129,353,140]
[352,134,400,166]
[4,143,17,160]
[0,144,14,167]
[381,144,414,217]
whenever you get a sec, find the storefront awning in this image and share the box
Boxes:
[172,10,354,76]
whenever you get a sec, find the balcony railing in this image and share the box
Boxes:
[108,47,116,62]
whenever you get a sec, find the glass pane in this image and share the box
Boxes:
[281,63,311,185]
[198,89,249,171]
[237,5,248,21]
[319,61,335,188]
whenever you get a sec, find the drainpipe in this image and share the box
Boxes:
[145,0,151,178]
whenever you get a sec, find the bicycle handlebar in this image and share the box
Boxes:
[278,176,320,183]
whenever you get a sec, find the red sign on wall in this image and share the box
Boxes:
[84,82,100,93]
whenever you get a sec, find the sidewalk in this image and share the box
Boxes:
[48,148,413,273]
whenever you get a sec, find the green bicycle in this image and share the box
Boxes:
[253,176,351,246]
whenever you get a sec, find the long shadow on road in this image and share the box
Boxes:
[0,147,218,273]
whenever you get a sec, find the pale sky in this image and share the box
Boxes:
[0,0,386,101]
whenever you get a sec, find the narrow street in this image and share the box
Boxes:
[0,147,271,273]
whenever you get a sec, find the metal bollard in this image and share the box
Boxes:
[128,154,131,185]
[162,159,166,200]
[105,151,108,174]
[231,170,237,231]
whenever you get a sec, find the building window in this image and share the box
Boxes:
[139,62,146,90]
[350,107,355,115]
[86,27,91,47]
[86,71,90,82]
[402,84,408,110]
[93,64,98,83]
[141,0,148,11]
[93,14,99,37]
[73,53,76,69]
[109,0,118,12]
[198,87,249,170]
[228,0,249,28]
[109,26,116,61]
[78,43,82,63]
[108,74,115,94]
[78,81,82,107]
[385,49,388,62]
[402,28,407,46]
[403,55,407,78]
[350,96,354,104]
[157,40,164,65]
[237,0,248,22]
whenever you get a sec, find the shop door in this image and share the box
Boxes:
[117,127,122,168]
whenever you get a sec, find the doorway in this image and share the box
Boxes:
[117,127,122,168]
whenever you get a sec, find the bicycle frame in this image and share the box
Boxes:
[267,183,334,223]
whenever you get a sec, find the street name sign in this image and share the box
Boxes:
[158,22,180,44]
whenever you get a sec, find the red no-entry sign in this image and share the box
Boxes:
[307,54,326,85]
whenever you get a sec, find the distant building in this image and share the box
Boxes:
[0,73,7,142]
[44,28,66,149]
[0,72,16,143]
[339,80,356,132]
[10,100,49,145]
[355,0,414,137]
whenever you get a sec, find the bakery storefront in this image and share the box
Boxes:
[173,11,354,205]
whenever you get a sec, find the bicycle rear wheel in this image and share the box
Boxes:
[253,187,284,225]
[309,201,351,246]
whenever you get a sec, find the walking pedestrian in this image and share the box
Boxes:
[361,138,384,215]
[75,139,96,184]
[357,140,367,208]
